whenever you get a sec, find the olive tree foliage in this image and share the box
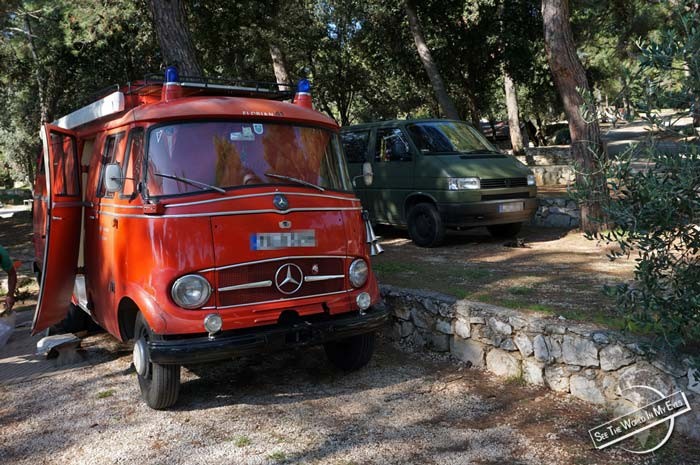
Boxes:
[573,1,700,348]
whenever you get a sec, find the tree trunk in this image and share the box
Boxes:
[404,0,460,120]
[542,0,605,233]
[23,15,49,124]
[269,43,291,90]
[148,0,202,77]
[503,72,525,155]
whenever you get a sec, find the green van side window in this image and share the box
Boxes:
[341,131,370,163]
[374,128,411,162]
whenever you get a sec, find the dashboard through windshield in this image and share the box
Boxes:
[145,121,352,197]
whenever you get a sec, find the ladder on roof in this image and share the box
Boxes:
[53,72,297,130]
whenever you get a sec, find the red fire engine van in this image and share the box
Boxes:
[32,68,386,409]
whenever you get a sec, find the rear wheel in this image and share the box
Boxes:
[324,332,376,371]
[487,222,523,238]
[407,203,445,247]
[134,313,180,409]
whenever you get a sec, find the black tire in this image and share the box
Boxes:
[407,202,445,247]
[487,222,523,238]
[324,332,376,371]
[134,313,180,409]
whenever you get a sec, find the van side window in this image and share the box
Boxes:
[122,128,144,197]
[374,128,411,162]
[97,132,125,198]
[340,131,370,163]
[49,133,79,196]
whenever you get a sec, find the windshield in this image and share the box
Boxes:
[145,122,352,197]
[406,121,499,155]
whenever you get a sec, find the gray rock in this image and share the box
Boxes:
[400,321,414,338]
[450,337,485,368]
[601,373,621,400]
[421,298,439,315]
[499,338,517,351]
[469,316,486,325]
[561,335,599,367]
[393,305,412,321]
[488,317,513,335]
[599,345,635,371]
[486,349,521,378]
[435,319,453,335]
[429,333,450,352]
[544,365,571,392]
[547,213,572,228]
[570,375,606,404]
[527,318,547,333]
[675,407,700,440]
[411,307,434,330]
[411,331,427,348]
[513,333,533,357]
[592,332,610,345]
[617,362,676,406]
[508,316,528,330]
[454,319,470,339]
[438,303,454,318]
[533,335,550,362]
[545,323,566,335]
[522,359,545,386]
[473,324,503,347]
[454,300,471,318]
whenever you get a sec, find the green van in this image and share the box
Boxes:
[340,119,537,247]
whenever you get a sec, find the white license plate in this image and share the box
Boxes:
[498,202,524,213]
[251,230,316,250]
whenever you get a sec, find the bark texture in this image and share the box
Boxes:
[269,43,291,90]
[405,0,460,120]
[23,15,49,123]
[542,0,605,233]
[148,0,202,77]
[503,72,524,155]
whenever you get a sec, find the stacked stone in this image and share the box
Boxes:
[531,197,580,229]
[382,284,700,440]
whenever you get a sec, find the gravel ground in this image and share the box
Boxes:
[3,324,694,465]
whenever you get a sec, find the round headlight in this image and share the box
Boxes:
[349,258,369,288]
[171,274,211,309]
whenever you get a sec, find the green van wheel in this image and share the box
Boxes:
[407,203,445,247]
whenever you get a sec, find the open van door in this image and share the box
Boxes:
[31,124,82,334]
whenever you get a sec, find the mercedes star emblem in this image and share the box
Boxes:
[273,193,289,211]
[274,263,304,294]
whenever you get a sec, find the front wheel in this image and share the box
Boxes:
[407,203,445,247]
[324,332,376,371]
[487,222,523,238]
[134,313,180,409]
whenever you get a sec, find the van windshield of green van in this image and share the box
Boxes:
[406,121,500,155]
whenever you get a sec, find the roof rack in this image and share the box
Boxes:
[133,73,296,101]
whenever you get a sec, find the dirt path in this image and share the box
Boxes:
[4,310,693,465]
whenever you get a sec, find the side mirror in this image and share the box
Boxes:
[362,162,373,186]
[104,163,123,193]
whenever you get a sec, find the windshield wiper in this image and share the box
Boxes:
[265,172,325,191]
[152,173,226,194]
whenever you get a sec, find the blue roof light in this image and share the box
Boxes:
[165,66,179,84]
[297,79,311,93]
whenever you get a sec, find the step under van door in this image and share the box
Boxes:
[31,124,83,334]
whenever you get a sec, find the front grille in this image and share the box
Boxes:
[480,177,528,189]
[217,257,345,307]
[481,192,531,201]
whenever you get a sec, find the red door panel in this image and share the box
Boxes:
[31,124,83,334]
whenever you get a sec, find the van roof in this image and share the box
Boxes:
[340,118,465,131]
[74,95,339,136]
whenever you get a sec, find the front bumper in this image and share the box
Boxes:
[148,306,388,365]
[437,197,538,228]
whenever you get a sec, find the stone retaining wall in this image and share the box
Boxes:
[531,197,580,229]
[529,165,575,187]
[381,285,700,440]
[518,146,573,166]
